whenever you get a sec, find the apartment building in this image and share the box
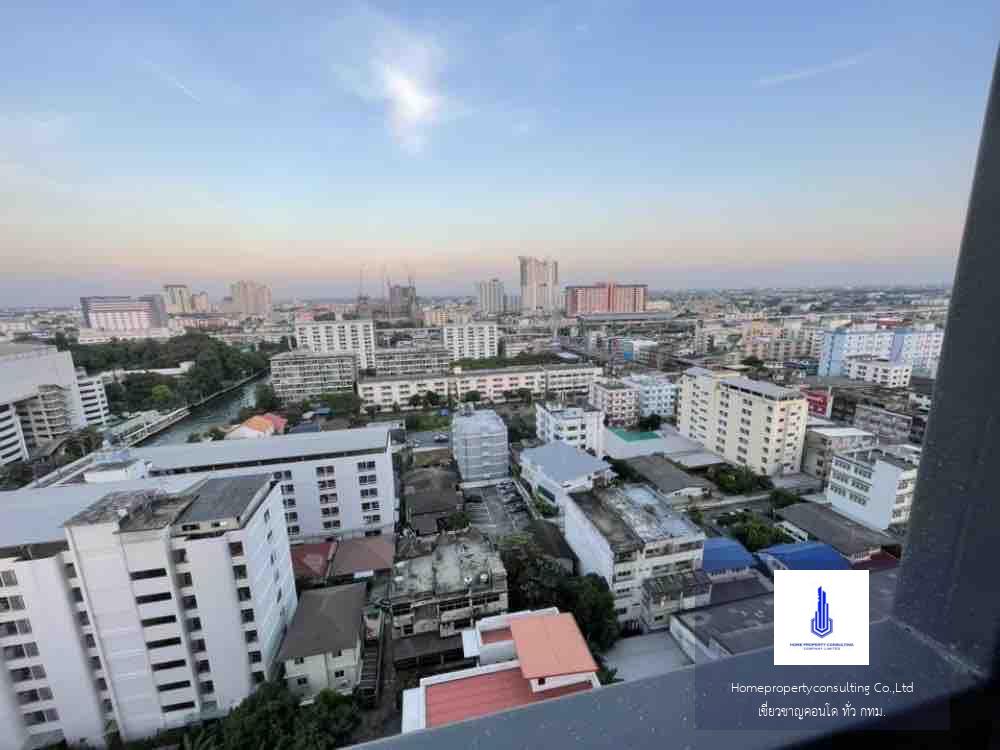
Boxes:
[389,530,507,641]
[620,373,678,419]
[295,320,376,370]
[1,344,90,466]
[72,427,397,542]
[76,369,111,429]
[442,323,498,361]
[888,326,944,376]
[818,325,943,377]
[852,403,914,444]
[475,279,505,316]
[564,485,708,632]
[452,410,508,484]
[518,441,612,518]
[677,368,807,476]
[564,283,646,316]
[588,381,639,427]
[843,357,912,388]
[269,351,357,404]
[801,426,877,483]
[0,475,296,748]
[228,281,272,318]
[373,347,451,377]
[534,401,604,456]
[163,285,192,315]
[357,364,603,413]
[80,296,168,332]
[826,445,921,530]
[518,256,559,313]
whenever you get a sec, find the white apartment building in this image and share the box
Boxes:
[620,373,678,419]
[677,368,807,476]
[420,307,473,327]
[295,320,376,370]
[357,364,603,413]
[442,323,498,361]
[71,428,397,542]
[451,410,508,484]
[163,285,193,315]
[588,381,639,427]
[0,474,296,748]
[76,369,111,429]
[843,357,912,388]
[564,485,708,632]
[535,401,605,456]
[373,347,451,377]
[269,351,357,404]
[888,326,944,376]
[818,324,943,377]
[1,344,90,466]
[228,281,272,318]
[519,441,612,519]
[826,445,921,530]
[75,328,181,345]
[80,296,168,332]
[476,279,505,316]
[801,426,877,483]
[518,256,559,313]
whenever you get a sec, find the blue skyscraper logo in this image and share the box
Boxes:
[810,586,833,638]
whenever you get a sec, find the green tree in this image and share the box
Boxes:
[741,356,763,368]
[441,511,470,531]
[392,402,401,414]
[150,384,174,408]
[516,387,534,404]
[319,391,362,416]
[423,391,442,408]
[462,390,481,403]
[186,432,202,443]
[408,394,424,408]
[292,691,361,749]
[637,413,662,431]
[207,427,227,441]
[560,573,620,652]
[254,383,280,412]
[769,488,800,511]
[214,681,299,750]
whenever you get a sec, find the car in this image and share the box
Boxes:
[433,433,449,443]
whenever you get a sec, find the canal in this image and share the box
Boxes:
[140,377,266,446]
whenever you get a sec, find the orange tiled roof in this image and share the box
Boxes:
[509,613,598,679]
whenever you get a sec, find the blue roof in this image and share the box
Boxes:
[701,537,754,573]
[758,541,850,570]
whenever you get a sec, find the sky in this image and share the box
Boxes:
[1,1,998,304]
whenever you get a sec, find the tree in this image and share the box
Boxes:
[254,383,280,412]
[515,387,534,404]
[319,392,362,416]
[441,511,470,531]
[408,394,424,408]
[364,406,378,419]
[207,427,227,441]
[638,413,662,431]
[423,391,442,408]
[741,356,763,368]
[392,402,401,414]
[214,681,299,750]
[502,390,515,403]
[186,432,202,443]
[1,461,35,488]
[150,384,174,408]
[607,458,642,482]
[769,488,800,511]
[462,390,481,403]
[292,690,361,750]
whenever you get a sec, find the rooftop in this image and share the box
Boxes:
[290,541,337,580]
[331,535,395,577]
[623,455,713,495]
[526,520,576,563]
[451,409,506,438]
[720,376,804,401]
[129,425,390,471]
[608,428,661,442]
[391,530,505,600]
[509,612,598,679]
[569,484,703,551]
[776,502,898,557]
[806,426,875,438]
[271,349,356,361]
[757,541,851,570]
[404,466,462,516]
[519,441,610,484]
[173,474,272,526]
[276,583,366,662]
[838,444,922,471]
[700,537,755,574]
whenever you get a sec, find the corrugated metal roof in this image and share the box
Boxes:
[758,541,851,570]
[701,537,754,574]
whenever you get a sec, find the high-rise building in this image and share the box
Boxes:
[534,401,605,456]
[442,323,498,361]
[588,380,639,427]
[1,343,108,466]
[818,324,943,377]
[269,351,357,403]
[451,409,509,482]
[163,285,193,314]
[476,279,505,316]
[388,284,417,319]
[677,367,807,476]
[229,281,272,318]
[295,319,376,370]
[564,283,647,316]
[80,296,168,331]
[190,292,211,313]
[620,373,678,418]
[518,257,559,313]
[0,475,296,746]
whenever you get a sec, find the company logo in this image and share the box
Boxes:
[810,586,833,638]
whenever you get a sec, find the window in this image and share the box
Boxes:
[136,592,172,605]
[152,659,187,672]
[187,617,202,632]
[245,630,258,643]
[296,676,309,686]
[182,595,198,610]
[64,562,77,578]
[172,549,187,564]
[233,564,247,580]
[197,660,211,674]
[177,572,193,587]
[334,670,345,678]
[293,656,305,665]
[1,570,18,586]
[357,460,376,471]
[238,587,251,602]
[229,542,244,556]
[162,701,196,712]
[130,568,167,581]
[191,638,206,653]
[360,487,378,498]
[288,525,300,535]
[200,680,215,694]
[241,609,255,623]
[249,651,262,663]
[147,637,182,649]
[285,511,298,522]
[323,520,341,529]
[157,680,191,692]
[252,671,265,685]
[321,506,339,517]
[141,615,177,627]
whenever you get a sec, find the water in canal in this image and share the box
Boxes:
[140,377,266,446]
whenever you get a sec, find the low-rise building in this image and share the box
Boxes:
[403,467,463,536]
[620,373,678,419]
[225,413,287,440]
[852,403,913,444]
[373,347,451,377]
[700,538,755,582]
[843,357,912,388]
[518,441,613,519]
[774,502,898,564]
[389,530,508,641]
[402,609,598,733]
[621,455,713,503]
[279,583,367,701]
[757,541,851,571]
[534,401,604,456]
[564,484,708,632]
[801,426,876,483]
[826,444,921,530]
[452,410,508,484]
[269,350,356,404]
[588,380,639,427]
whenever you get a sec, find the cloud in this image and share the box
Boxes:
[753,51,874,88]
[140,59,202,103]
[323,4,454,153]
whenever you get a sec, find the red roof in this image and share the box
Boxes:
[424,667,591,728]
[291,542,336,579]
[480,627,512,645]
[509,613,598,679]
[853,551,900,571]
[260,413,288,434]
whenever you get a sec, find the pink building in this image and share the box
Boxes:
[565,282,647,315]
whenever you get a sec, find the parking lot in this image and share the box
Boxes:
[464,480,532,538]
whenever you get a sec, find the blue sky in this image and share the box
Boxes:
[1,1,997,304]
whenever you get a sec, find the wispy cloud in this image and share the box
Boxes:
[322,3,456,153]
[140,59,202,103]
[753,51,874,88]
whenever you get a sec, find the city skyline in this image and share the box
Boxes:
[2,2,997,305]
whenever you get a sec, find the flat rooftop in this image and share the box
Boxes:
[391,530,504,600]
[838,444,922,471]
[173,474,272,525]
[404,466,462,515]
[720,376,804,401]
[569,484,702,551]
[624,455,712,494]
[608,428,660,442]
[130,425,391,472]
[776,502,898,557]
[806,426,875,438]
[519,441,610,483]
